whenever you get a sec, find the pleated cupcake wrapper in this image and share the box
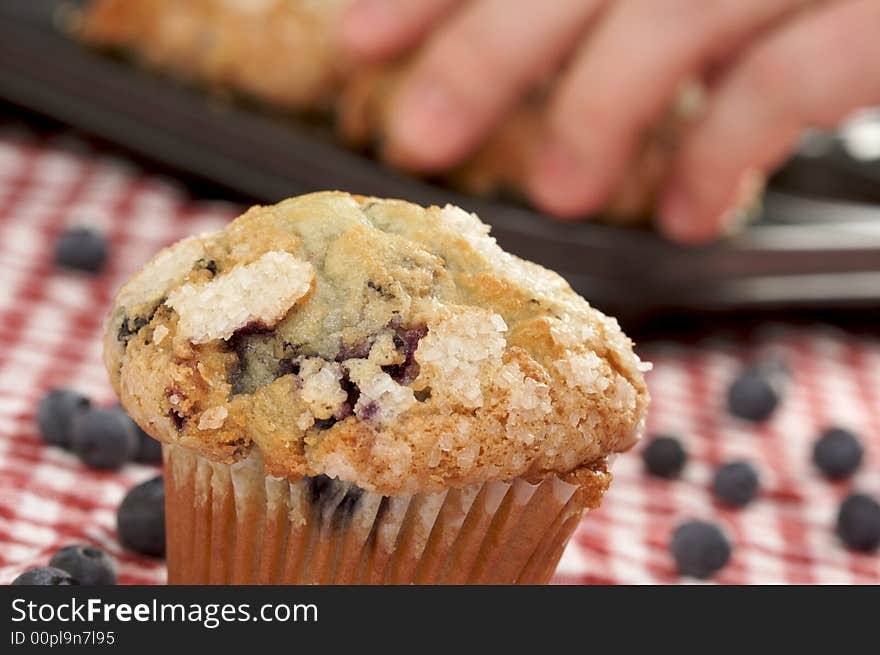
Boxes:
[164,444,592,584]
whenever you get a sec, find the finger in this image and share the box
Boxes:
[528,0,807,219]
[660,0,880,243]
[387,0,603,171]
[340,0,461,62]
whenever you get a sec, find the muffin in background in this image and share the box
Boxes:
[104,191,650,584]
[74,0,346,110]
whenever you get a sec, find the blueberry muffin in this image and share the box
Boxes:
[75,0,346,109]
[104,191,650,584]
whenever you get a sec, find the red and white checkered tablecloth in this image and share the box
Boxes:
[0,123,878,585]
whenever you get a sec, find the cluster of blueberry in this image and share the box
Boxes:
[14,382,168,584]
[37,388,161,470]
[11,476,165,585]
[9,226,167,585]
[643,360,880,579]
[41,226,145,467]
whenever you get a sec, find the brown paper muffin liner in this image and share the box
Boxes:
[163,444,604,585]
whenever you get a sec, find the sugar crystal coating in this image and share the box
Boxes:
[152,324,169,345]
[556,351,609,395]
[167,251,313,343]
[345,359,416,425]
[415,307,508,409]
[117,235,207,312]
[197,406,228,430]
[299,358,347,420]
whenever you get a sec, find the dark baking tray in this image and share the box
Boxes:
[2,0,880,321]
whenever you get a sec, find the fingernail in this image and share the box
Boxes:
[529,139,602,219]
[389,81,467,170]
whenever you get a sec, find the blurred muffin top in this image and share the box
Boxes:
[104,192,649,494]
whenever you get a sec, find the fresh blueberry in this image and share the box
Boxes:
[69,407,138,470]
[134,430,162,464]
[11,566,79,585]
[813,427,864,480]
[642,435,687,478]
[670,520,732,579]
[836,493,880,552]
[712,461,760,507]
[54,226,108,273]
[115,405,162,464]
[49,544,117,585]
[36,388,91,448]
[727,360,787,422]
[117,476,165,557]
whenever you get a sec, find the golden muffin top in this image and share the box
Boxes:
[104,192,649,495]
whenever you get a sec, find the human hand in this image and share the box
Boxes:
[341,0,880,242]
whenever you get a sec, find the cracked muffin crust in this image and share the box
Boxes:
[104,192,650,495]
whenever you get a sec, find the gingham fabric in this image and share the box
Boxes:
[0,123,878,585]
